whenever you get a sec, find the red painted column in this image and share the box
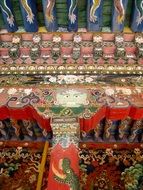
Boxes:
[47,118,80,190]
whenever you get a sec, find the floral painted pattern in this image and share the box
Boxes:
[79,148,143,190]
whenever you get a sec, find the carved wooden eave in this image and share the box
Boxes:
[0,32,143,131]
[0,0,143,189]
[0,85,142,132]
[1,33,143,66]
[0,33,143,87]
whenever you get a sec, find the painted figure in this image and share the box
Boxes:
[0,0,18,32]
[112,0,128,32]
[47,119,79,190]
[131,0,143,32]
[53,158,79,190]
[19,0,38,32]
[42,0,58,31]
[67,0,78,32]
[87,0,103,31]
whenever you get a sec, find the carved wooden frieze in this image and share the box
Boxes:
[1,33,142,65]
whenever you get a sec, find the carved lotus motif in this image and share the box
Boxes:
[73,35,82,43]
[53,36,61,43]
[8,88,17,95]
[135,36,143,44]
[105,88,115,96]
[33,35,41,43]
[122,89,132,95]
[12,35,21,44]
[93,35,102,43]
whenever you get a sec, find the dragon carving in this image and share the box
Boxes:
[135,0,143,25]
[68,0,78,24]
[114,0,125,24]
[0,0,15,27]
[90,0,101,23]
[20,0,34,24]
[104,120,112,139]
[119,118,131,139]
[129,120,143,142]
[52,158,79,190]
[10,119,21,138]
[46,0,55,23]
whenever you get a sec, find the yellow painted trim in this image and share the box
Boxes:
[36,141,49,190]
[124,27,132,33]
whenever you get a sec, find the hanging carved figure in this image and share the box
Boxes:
[52,158,79,190]
[46,0,55,23]
[22,120,36,140]
[10,119,24,140]
[104,120,112,140]
[10,119,20,137]
[90,0,101,23]
[114,0,125,24]
[0,121,6,139]
[136,0,143,25]
[119,118,131,141]
[68,0,78,24]
[20,0,34,24]
[0,0,14,27]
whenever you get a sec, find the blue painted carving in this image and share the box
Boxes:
[87,0,103,31]
[111,0,128,32]
[19,0,38,32]
[67,0,78,32]
[0,0,18,32]
[131,0,143,32]
[42,0,58,32]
